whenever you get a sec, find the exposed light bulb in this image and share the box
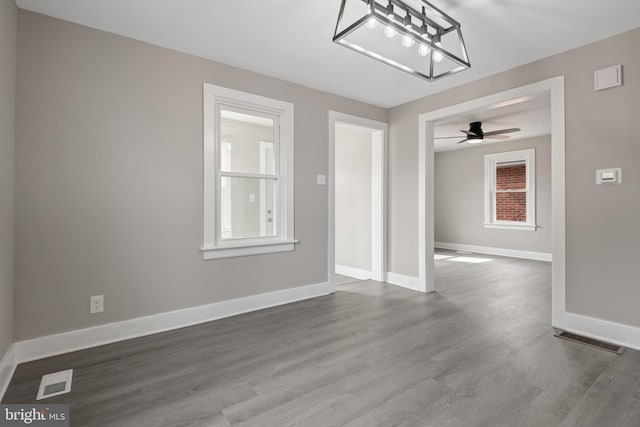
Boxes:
[366,16,378,29]
[384,25,395,38]
[418,43,431,56]
[402,35,414,47]
[434,42,444,62]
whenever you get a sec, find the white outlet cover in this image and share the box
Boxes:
[90,295,104,314]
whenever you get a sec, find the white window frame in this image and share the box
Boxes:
[202,84,296,259]
[484,148,536,231]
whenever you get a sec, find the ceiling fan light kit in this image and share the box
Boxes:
[333,0,471,81]
[465,121,484,143]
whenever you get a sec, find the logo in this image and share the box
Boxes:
[1,405,69,427]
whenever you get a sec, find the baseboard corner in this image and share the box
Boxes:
[385,272,420,291]
[0,344,17,401]
[335,265,372,281]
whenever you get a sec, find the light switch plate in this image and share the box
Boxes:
[317,174,327,185]
[596,168,622,185]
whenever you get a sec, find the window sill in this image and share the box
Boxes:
[484,223,537,232]
[201,239,299,260]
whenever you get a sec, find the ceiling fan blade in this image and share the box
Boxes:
[483,127,521,136]
[460,130,479,136]
[456,139,469,144]
[485,134,510,140]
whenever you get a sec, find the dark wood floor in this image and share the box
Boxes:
[3,250,640,426]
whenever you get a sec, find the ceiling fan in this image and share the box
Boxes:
[436,121,521,144]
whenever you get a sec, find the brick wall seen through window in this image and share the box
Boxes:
[496,164,526,222]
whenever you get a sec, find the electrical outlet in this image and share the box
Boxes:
[90,295,104,314]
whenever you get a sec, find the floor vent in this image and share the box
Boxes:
[36,369,73,400]
[555,330,625,354]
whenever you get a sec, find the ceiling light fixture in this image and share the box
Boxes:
[333,0,470,81]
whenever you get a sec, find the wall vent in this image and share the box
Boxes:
[594,65,623,91]
[36,369,73,400]
[554,330,625,354]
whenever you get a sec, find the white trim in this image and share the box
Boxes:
[435,242,552,262]
[370,129,387,282]
[0,344,17,400]
[329,111,388,287]
[259,140,275,237]
[201,240,297,259]
[335,264,372,281]
[484,149,536,229]
[419,76,566,328]
[550,77,567,330]
[202,83,295,259]
[564,312,640,352]
[418,112,435,293]
[11,281,332,365]
[385,272,420,291]
[483,223,537,232]
[328,114,336,290]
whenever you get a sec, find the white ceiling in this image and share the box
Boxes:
[15,0,640,108]
[434,95,551,152]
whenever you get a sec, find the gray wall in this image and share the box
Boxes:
[434,136,551,253]
[14,11,387,340]
[389,28,640,328]
[0,0,17,359]
[335,126,372,272]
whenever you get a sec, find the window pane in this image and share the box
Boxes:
[220,109,276,174]
[495,161,527,222]
[496,192,527,222]
[220,177,277,240]
[496,162,526,190]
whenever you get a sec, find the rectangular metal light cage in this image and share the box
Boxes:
[333,0,470,81]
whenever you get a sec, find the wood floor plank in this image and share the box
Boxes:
[558,349,640,427]
[3,250,638,426]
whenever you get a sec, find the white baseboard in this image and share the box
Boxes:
[435,242,552,262]
[563,312,640,352]
[335,265,372,281]
[12,281,332,366]
[0,344,16,401]
[385,272,420,291]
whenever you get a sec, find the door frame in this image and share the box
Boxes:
[329,111,389,288]
[417,76,566,328]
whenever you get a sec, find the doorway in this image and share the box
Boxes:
[328,111,388,288]
[418,77,566,328]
